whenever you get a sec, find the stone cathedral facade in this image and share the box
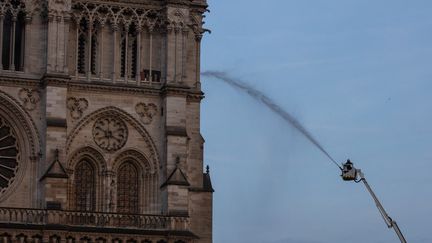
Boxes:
[0,0,213,242]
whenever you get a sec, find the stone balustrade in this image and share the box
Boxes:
[0,207,189,231]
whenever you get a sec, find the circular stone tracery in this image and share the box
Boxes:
[92,117,128,152]
[0,117,19,193]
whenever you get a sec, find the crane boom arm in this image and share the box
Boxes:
[358,171,407,243]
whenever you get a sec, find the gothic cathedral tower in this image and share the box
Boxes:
[0,0,213,242]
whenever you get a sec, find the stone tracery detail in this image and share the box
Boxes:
[67,97,89,119]
[0,0,27,71]
[135,102,157,124]
[18,88,40,111]
[48,0,71,16]
[168,9,186,32]
[92,116,128,152]
[70,1,165,35]
[0,116,19,194]
[69,1,166,81]
[66,106,159,170]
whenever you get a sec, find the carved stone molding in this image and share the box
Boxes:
[0,0,25,16]
[68,81,162,96]
[93,117,128,152]
[67,97,88,119]
[48,0,71,16]
[113,149,154,174]
[71,0,165,32]
[66,107,160,168]
[168,9,187,32]
[18,88,40,111]
[135,103,157,124]
[67,146,106,172]
[0,90,40,203]
[0,117,20,194]
[0,90,41,157]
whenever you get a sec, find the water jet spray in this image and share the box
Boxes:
[202,70,408,242]
[201,70,342,170]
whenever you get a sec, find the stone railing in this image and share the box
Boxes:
[0,207,189,231]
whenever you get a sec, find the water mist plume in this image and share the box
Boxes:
[202,71,342,170]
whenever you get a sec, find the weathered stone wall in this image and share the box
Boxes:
[0,0,212,241]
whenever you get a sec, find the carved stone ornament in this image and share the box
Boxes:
[71,1,164,32]
[48,0,71,16]
[92,117,128,152]
[67,97,88,119]
[135,103,157,124]
[18,88,40,111]
[0,117,20,194]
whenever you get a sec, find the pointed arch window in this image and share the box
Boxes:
[117,162,139,213]
[77,19,88,74]
[120,24,137,79]
[74,160,96,211]
[76,19,99,76]
[1,2,26,71]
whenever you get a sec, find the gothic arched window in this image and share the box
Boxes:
[74,160,96,211]
[76,19,99,76]
[117,162,139,213]
[1,5,26,71]
[77,19,88,74]
[120,24,137,79]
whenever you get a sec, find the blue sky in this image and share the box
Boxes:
[200,1,432,243]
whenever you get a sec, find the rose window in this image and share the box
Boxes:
[93,117,128,152]
[0,117,19,193]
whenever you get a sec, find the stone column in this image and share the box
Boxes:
[99,22,104,80]
[103,171,116,212]
[63,15,70,73]
[124,26,128,82]
[174,26,179,82]
[181,28,188,82]
[161,30,167,83]
[112,24,118,82]
[55,16,62,71]
[136,26,141,84]
[10,15,16,71]
[166,25,175,82]
[75,20,79,77]
[0,14,4,70]
[195,34,202,89]
[86,19,92,80]
[23,16,32,73]
[149,29,153,83]
[46,14,55,72]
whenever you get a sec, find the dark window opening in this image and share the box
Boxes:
[141,69,161,82]
[77,19,88,75]
[1,11,25,71]
[128,24,137,79]
[90,32,98,75]
[117,162,139,214]
[2,12,12,70]
[129,35,137,78]
[14,12,25,71]
[74,160,95,211]
[120,31,126,78]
